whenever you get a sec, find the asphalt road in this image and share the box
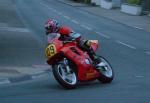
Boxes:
[0,0,45,67]
[0,0,150,103]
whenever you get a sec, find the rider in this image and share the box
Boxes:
[45,19,101,67]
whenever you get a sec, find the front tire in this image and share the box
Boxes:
[97,56,114,83]
[52,60,77,89]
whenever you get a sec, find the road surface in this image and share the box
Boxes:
[0,0,150,103]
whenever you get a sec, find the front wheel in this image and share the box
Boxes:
[52,59,77,89]
[97,56,114,83]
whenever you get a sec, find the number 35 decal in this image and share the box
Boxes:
[45,44,57,58]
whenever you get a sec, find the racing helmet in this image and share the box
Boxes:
[45,19,59,34]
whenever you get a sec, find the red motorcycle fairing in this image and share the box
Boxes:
[46,38,100,81]
[59,42,100,81]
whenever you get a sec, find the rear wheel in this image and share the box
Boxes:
[52,59,77,89]
[97,56,114,83]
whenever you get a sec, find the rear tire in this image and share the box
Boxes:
[97,56,114,83]
[52,60,77,89]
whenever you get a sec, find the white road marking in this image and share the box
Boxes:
[53,9,57,12]
[71,20,79,24]
[31,71,46,79]
[80,24,92,30]
[95,31,110,39]
[116,40,136,49]
[63,15,71,19]
[41,2,65,18]
[0,27,30,33]
[135,75,144,78]
[40,3,49,8]
[32,64,50,69]
[0,78,10,84]
[40,3,54,11]
[145,52,150,55]
[0,23,8,27]
[31,75,41,79]
[133,26,143,30]
[58,12,62,15]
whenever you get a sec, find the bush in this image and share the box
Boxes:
[127,0,141,5]
[84,0,91,3]
[105,0,112,2]
[73,0,90,3]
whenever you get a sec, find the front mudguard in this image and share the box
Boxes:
[46,52,65,65]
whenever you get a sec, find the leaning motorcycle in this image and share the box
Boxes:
[45,33,114,89]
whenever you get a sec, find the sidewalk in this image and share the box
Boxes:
[0,65,50,84]
[0,0,50,84]
[57,0,90,7]
[57,0,150,32]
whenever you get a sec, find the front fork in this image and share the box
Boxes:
[63,58,71,73]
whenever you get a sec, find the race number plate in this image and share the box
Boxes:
[45,44,57,58]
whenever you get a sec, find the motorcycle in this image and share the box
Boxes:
[45,33,114,89]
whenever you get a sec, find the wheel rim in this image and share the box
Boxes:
[98,58,113,78]
[57,64,77,85]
